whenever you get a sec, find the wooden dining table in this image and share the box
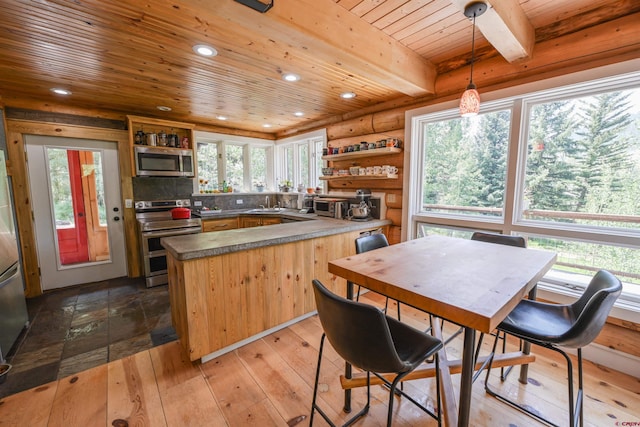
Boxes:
[328,234,557,427]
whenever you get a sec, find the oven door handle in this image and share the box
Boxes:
[142,227,201,239]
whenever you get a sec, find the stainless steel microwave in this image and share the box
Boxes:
[313,198,348,218]
[134,146,194,177]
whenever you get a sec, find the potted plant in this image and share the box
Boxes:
[254,181,266,192]
[279,180,292,192]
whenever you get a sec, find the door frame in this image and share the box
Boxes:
[4,119,137,297]
[26,137,127,290]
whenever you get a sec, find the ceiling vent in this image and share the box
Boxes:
[234,0,273,13]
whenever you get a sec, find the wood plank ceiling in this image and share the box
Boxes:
[0,0,638,135]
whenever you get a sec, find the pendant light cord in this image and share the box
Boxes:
[469,13,477,87]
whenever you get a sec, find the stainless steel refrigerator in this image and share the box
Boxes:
[0,108,28,362]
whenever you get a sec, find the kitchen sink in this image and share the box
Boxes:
[248,207,282,213]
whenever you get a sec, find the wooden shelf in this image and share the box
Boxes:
[319,174,398,181]
[322,146,401,161]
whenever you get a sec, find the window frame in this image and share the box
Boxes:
[194,131,274,193]
[404,63,640,319]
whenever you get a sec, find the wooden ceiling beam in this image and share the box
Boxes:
[209,0,437,97]
[451,0,535,62]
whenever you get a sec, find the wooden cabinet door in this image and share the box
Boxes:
[202,217,239,232]
[261,217,282,226]
[240,216,263,228]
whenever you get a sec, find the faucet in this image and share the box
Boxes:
[265,196,270,209]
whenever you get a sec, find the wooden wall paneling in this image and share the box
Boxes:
[167,256,189,356]
[372,108,406,132]
[595,321,640,358]
[184,257,215,360]
[5,119,135,297]
[326,115,375,140]
[327,130,404,149]
[294,239,315,317]
[244,247,268,337]
[385,208,402,226]
[221,249,249,349]
[387,226,402,244]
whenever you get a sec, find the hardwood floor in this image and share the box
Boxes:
[1,292,638,427]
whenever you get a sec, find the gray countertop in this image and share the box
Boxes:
[161,211,391,261]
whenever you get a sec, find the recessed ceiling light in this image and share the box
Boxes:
[50,88,72,95]
[193,44,218,57]
[340,92,356,99]
[157,106,172,111]
[263,124,272,128]
[282,73,300,82]
[294,111,304,117]
[216,115,227,121]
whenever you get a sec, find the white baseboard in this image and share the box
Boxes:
[562,343,640,378]
[200,311,317,364]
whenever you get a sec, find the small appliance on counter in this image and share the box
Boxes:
[346,188,377,221]
[300,194,317,214]
[313,189,382,221]
[313,197,349,218]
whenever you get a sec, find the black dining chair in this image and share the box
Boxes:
[310,279,443,427]
[352,233,401,320]
[484,269,622,427]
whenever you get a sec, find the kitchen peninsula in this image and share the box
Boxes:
[161,213,390,362]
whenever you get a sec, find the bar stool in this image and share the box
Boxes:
[484,269,622,427]
[310,279,442,426]
[352,233,401,320]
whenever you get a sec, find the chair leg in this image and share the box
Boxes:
[311,334,370,427]
[484,333,581,427]
[386,373,406,427]
[373,358,441,426]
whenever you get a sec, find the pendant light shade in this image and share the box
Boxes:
[460,84,481,117]
[459,2,487,117]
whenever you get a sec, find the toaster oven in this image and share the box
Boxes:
[313,198,348,218]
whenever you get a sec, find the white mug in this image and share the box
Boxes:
[381,165,390,174]
[373,166,382,175]
[366,166,374,175]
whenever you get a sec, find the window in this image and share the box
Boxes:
[196,142,219,193]
[194,132,273,192]
[421,107,511,218]
[276,130,327,191]
[407,70,640,306]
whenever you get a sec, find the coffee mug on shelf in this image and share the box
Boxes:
[373,166,382,175]
[366,166,374,175]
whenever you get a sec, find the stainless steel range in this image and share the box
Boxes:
[135,199,201,288]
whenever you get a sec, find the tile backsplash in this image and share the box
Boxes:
[132,177,303,210]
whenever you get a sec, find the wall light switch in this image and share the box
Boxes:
[125,199,133,208]
[236,199,243,204]
[194,200,202,207]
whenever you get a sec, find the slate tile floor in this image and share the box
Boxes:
[0,276,176,398]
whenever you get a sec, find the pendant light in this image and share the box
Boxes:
[459,2,487,117]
